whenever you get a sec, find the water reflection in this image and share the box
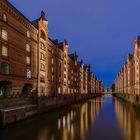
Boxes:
[115,98,140,140]
[0,97,103,140]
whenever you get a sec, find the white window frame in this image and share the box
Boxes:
[2,46,8,57]
[2,30,8,40]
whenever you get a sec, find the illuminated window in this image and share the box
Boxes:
[2,46,8,57]
[40,63,45,71]
[40,83,45,96]
[58,87,61,94]
[40,42,46,51]
[52,75,54,81]
[27,31,31,38]
[26,44,31,52]
[26,69,31,79]
[40,75,45,83]
[3,14,7,22]
[52,67,54,73]
[2,30,8,40]
[68,88,70,94]
[40,53,46,61]
[51,58,54,64]
[26,56,30,65]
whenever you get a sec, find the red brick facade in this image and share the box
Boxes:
[115,36,140,95]
[0,0,104,98]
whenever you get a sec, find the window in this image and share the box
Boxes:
[26,69,31,79]
[2,30,8,40]
[71,88,73,94]
[52,67,54,73]
[51,58,54,64]
[40,30,46,40]
[68,88,70,94]
[40,75,45,83]
[1,63,9,74]
[26,44,31,52]
[52,75,54,81]
[26,56,30,65]
[2,46,8,57]
[40,53,46,61]
[40,83,45,96]
[59,77,61,82]
[40,42,46,51]
[27,31,31,38]
[3,14,7,22]
[40,63,45,71]
[58,87,61,94]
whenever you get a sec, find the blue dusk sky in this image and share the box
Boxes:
[9,0,140,88]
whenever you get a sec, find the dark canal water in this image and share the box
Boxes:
[0,95,140,140]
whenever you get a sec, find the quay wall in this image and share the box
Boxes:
[113,93,140,109]
[0,93,103,128]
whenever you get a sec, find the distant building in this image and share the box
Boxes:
[115,36,140,95]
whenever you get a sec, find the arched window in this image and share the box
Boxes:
[2,30,8,40]
[1,62,9,74]
[0,81,12,96]
[3,14,7,22]
[40,63,45,71]
[22,83,33,95]
[40,30,46,40]
[40,42,46,51]
[40,53,46,61]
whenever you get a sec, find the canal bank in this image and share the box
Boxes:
[113,93,140,109]
[1,95,140,140]
[0,93,103,128]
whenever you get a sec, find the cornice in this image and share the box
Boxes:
[0,1,37,32]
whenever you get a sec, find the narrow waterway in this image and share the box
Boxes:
[0,95,140,140]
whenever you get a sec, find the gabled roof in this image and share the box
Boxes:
[69,52,78,60]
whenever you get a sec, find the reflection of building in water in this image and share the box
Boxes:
[115,99,140,140]
[80,97,103,139]
[37,97,103,140]
[0,98,103,140]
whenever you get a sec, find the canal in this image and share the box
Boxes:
[0,95,140,140]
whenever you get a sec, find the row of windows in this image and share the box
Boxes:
[2,13,31,39]
[1,29,31,53]
[1,45,31,65]
[40,56,54,71]
[0,62,31,78]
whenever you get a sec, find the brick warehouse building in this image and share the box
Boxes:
[0,0,104,99]
[115,36,140,103]
[0,0,38,97]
